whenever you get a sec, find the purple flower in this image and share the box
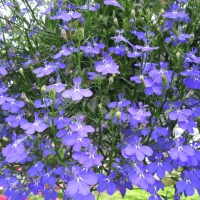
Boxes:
[27,162,44,177]
[135,40,159,52]
[110,29,130,44]
[2,133,27,163]
[127,46,142,58]
[5,112,28,128]
[162,3,190,21]
[56,129,91,151]
[73,145,103,168]
[123,136,153,161]
[87,72,105,80]
[21,112,49,135]
[52,45,71,59]
[109,44,125,56]
[34,98,53,108]
[66,166,97,196]
[33,61,56,78]
[42,187,58,200]
[80,41,100,57]
[94,54,120,75]
[176,171,200,196]
[0,67,8,76]
[40,167,56,186]
[129,165,155,190]
[28,179,44,195]
[54,110,70,129]
[2,100,25,113]
[69,116,95,137]
[148,62,173,84]
[0,90,14,105]
[169,138,195,162]
[97,172,117,195]
[62,77,93,101]
[147,153,173,178]
[128,102,151,123]
[104,0,124,10]
[76,1,100,11]
[169,104,193,122]
[59,5,82,22]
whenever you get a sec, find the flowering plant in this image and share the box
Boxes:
[0,0,200,199]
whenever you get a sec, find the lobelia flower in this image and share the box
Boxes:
[109,44,125,56]
[147,153,173,178]
[178,119,197,133]
[76,1,100,11]
[148,62,173,84]
[21,112,49,135]
[80,41,100,57]
[127,46,142,58]
[42,187,58,200]
[34,98,53,108]
[114,177,133,197]
[62,77,93,101]
[0,88,14,105]
[162,3,190,21]
[169,102,193,122]
[2,132,27,163]
[87,72,105,80]
[0,67,8,76]
[2,100,25,113]
[176,171,200,196]
[28,179,44,195]
[128,102,151,123]
[104,0,124,10]
[52,45,71,59]
[110,29,130,45]
[54,110,70,129]
[135,39,159,52]
[129,165,155,190]
[46,75,66,93]
[94,54,120,75]
[33,61,56,78]
[97,171,117,195]
[72,145,103,168]
[92,37,105,50]
[69,116,95,137]
[56,129,91,151]
[5,111,28,128]
[169,137,195,162]
[66,166,98,196]
[27,162,44,177]
[40,167,56,186]
[59,4,82,22]
[123,135,153,161]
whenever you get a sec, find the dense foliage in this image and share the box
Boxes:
[0,0,200,199]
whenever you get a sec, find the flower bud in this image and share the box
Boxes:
[116,111,121,118]
[130,18,134,26]
[176,52,181,59]
[162,74,168,86]
[21,92,30,103]
[131,9,135,17]
[113,17,119,27]
[98,103,102,109]
[140,75,144,81]
[41,85,46,95]
[18,67,22,74]
[49,88,56,100]
[109,76,114,85]
[61,29,67,39]
[190,33,195,42]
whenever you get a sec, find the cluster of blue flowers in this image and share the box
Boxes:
[0,0,200,199]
